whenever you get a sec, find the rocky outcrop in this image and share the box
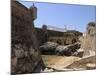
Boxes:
[11,1,45,74]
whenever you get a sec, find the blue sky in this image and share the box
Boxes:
[19,1,96,32]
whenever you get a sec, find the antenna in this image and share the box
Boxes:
[64,25,67,32]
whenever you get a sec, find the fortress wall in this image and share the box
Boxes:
[11,1,45,74]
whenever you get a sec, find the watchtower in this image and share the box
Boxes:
[30,3,37,20]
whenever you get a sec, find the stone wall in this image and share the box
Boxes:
[35,28,82,46]
[35,28,64,45]
[11,1,45,74]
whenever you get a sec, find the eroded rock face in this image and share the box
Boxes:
[11,1,45,74]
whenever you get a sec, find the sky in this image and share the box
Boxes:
[19,1,96,32]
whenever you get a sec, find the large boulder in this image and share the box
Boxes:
[55,45,71,56]
[55,42,81,56]
[11,1,45,74]
[40,42,58,54]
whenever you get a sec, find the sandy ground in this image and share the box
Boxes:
[42,55,80,70]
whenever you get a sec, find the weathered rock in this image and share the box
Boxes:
[66,55,96,69]
[55,45,72,56]
[55,42,81,56]
[72,49,84,57]
[67,42,81,52]
[11,56,17,73]
[55,45,67,53]
[11,1,45,74]
[40,42,58,54]
[87,22,96,36]
[14,47,25,59]
[86,63,96,70]
[80,22,96,56]
[83,50,96,57]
